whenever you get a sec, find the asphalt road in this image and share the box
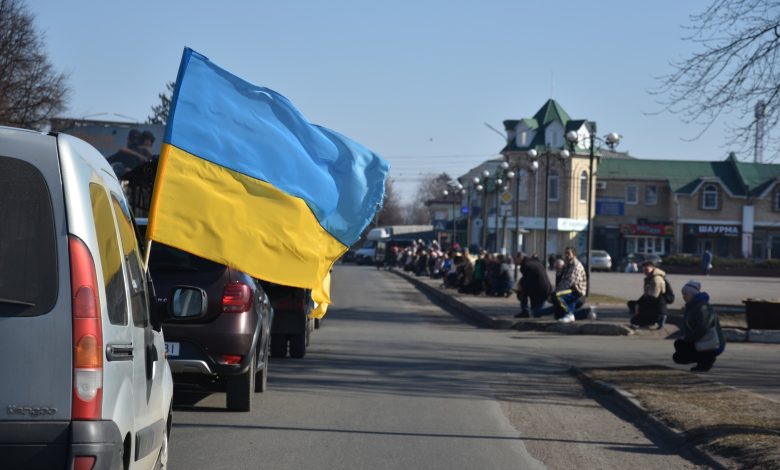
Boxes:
[167,264,725,469]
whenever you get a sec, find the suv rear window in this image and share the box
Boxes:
[0,156,57,316]
[149,243,223,272]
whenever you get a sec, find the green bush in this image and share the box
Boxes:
[662,255,780,269]
[662,255,699,266]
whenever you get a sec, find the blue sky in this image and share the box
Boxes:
[29,0,738,201]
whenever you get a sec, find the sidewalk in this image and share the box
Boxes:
[391,269,780,343]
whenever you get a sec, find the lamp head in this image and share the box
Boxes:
[527,148,538,159]
[531,160,539,171]
[506,171,515,179]
[473,176,480,184]
[482,169,490,178]
[559,149,570,159]
[442,189,449,197]
[565,130,579,144]
[496,178,503,185]
[500,161,509,170]
[606,132,620,146]
[476,184,484,191]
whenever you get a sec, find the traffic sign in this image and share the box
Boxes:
[501,190,512,204]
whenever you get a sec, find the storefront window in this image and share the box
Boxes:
[626,236,666,255]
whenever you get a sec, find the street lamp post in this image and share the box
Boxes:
[498,161,515,254]
[564,129,620,295]
[442,182,464,249]
[527,146,569,265]
[467,177,483,249]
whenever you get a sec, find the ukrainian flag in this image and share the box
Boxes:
[147,48,388,305]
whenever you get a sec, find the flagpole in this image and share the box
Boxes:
[143,239,153,272]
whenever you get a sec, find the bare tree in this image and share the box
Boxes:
[147,81,175,125]
[653,0,780,158]
[376,178,405,226]
[404,172,452,224]
[0,0,68,130]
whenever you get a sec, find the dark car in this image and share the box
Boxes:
[138,220,273,412]
[257,281,315,359]
[618,253,663,272]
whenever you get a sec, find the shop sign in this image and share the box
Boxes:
[620,224,674,236]
[596,198,624,216]
[689,224,740,237]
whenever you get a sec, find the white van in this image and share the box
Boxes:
[0,126,173,469]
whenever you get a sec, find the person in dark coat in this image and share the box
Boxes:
[513,252,552,317]
[628,260,668,328]
[673,280,725,372]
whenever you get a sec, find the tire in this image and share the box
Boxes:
[255,341,269,393]
[155,411,171,469]
[289,334,306,359]
[226,354,254,411]
[270,333,287,358]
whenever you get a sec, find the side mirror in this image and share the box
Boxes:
[169,286,208,320]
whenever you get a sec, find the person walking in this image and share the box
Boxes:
[673,280,725,372]
[513,252,552,317]
[553,247,587,323]
[702,249,713,276]
[627,260,669,328]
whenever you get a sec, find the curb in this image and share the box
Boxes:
[390,269,510,329]
[389,269,780,342]
[569,366,732,469]
[392,270,630,335]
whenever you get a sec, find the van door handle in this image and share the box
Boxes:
[106,343,134,361]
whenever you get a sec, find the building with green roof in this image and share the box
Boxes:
[457,99,780,262]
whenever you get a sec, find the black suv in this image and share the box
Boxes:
[258,281,314,359]
[138,220,273,412]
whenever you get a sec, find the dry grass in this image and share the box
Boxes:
[584,366,780,469]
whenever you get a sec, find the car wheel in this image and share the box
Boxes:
[270,333,287,358]
[226,354,254,412]
[155,410,171,469]
[255,341,269,393]
[289,334,306,359]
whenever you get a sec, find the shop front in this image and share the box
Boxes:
[682,223,741,257]
[619,223,673,258]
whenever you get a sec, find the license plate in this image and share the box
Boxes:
[165,342,180,357]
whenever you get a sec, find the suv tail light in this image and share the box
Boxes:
[69,235,103,420]
[222,282,253,313]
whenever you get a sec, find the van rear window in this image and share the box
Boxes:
[0,156,57,316]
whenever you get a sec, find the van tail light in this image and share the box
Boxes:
[69,235,103,420]
[73,455,96,470]
[222,282,253,313]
